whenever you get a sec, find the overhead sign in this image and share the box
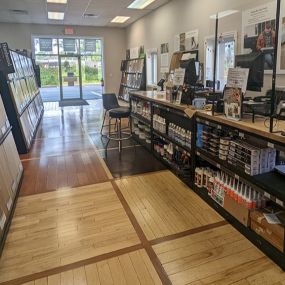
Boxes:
[39,38,53,52]
[0,42,15,74]
[84,39,97,52]
[63,38,76,52]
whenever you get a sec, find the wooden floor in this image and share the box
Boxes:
[116,171,223,240]
[154,224,285,285]
[19,249,162,285]
[1,101,285,285]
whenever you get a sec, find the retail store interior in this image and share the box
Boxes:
[1,0,285,284]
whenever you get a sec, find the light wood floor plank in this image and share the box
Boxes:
[154,224,285,285]
[116,171,223,240]
[0,183,139,283]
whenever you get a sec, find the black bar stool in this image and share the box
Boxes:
[106,107,132,152]
[100,93,120,136]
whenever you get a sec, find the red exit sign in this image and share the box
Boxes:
[64,27,74,35]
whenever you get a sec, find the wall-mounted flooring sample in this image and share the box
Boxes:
[116,171,224,240]
[0,182,140,283]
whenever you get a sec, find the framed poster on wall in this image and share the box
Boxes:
[242,1,285,74]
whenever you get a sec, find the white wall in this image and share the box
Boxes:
[126,0,285,93]
[0,23,126,94]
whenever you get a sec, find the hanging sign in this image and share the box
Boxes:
[39,38,53,52]
[84,39,97,52]
[63,38,76,52]
[0,42,15,74]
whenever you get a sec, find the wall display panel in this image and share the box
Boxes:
[0,49,44,153]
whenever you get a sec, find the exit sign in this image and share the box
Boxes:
[64,27,74,35]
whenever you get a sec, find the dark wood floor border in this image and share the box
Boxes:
[0,244,143,285]
[111,180,173,285]
[150,220,228,246]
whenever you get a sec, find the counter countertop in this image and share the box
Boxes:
[130,91,285,145]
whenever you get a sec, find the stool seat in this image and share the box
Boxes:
[109,107,130,119]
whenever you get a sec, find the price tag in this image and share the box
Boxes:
[216,163,221,169]
[235,174,239,180]
[197,151,200,156]
[239,132,245,138]
[276,199,284,207]
[267,142,274,149]
[205,121,210,126]
[264,192,271,199]
[217,125,222,130]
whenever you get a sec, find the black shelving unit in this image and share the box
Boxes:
[118,58,146,102]
[0,49,44,154]
[129,91,285,271]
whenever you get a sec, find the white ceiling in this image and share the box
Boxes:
[0,0,170,27]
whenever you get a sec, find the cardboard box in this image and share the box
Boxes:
[224,195,250,227]
[250,209,285,252]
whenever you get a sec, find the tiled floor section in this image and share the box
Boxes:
[19,249,162,285]
[0,183,140,283]
[153,224,285,285]
[116,171,223,240]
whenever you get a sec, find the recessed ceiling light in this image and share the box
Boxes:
[111,16,130,23]
[47,0,67,3]
[83,13,99,18]
[48,11,65,20]
[128,0,156,9]
[210,10,238,19]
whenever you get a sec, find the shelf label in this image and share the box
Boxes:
[216,163,221,169]
[239,132,245,138]
[196,151,200,156]
[217,125,222,130]
[267,142,274,149]
[234,174,239,180]
[276,199,284,207]
[264,192,271,199]
[205,121,210,126]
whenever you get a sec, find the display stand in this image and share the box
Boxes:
[0,95,23,256]
[129,90,285,270]
[0,49,44,154]
[118,57,146,102]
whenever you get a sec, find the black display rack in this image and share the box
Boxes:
[0,49,44,154]
[129,91,285,271]
[118,57,146,102]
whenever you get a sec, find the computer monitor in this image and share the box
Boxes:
[180,58,199,86]
[235,52,265,92]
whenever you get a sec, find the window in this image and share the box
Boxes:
[205,32,236,90]
[146,49,158,86]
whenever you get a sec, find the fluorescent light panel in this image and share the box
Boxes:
[128,0,156,9]
[210,10,238,19]
[47,0,67,3]
[48,11,65,20]
[111,16,130,23]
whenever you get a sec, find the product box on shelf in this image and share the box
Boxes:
[250,208,285,252]
[224,194,250,227]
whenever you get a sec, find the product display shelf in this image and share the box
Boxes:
[131,112,151,127]
[0,96,23,256]
[191,184,285,270]
[129,90,285,270]
[0,49,44,154]
[118,57,146,102]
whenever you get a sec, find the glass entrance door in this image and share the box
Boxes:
[59,55,82,100]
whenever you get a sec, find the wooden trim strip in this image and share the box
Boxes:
[150,220,228,246]
[0,244,143,285]
[113,169,169,181]
[111,180,173,285]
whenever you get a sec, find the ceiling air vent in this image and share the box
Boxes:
[83,13,99,18]
[9,9,29,15]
